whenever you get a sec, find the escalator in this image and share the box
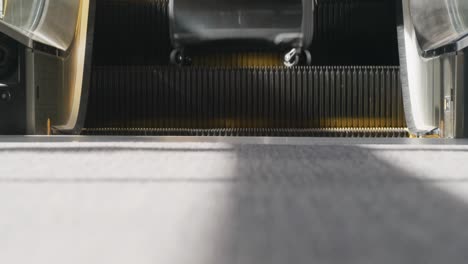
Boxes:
[83,0,407,137]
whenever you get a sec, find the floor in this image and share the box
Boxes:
[1,136,468,264]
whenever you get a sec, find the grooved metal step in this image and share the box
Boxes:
[84,66,406,134]
[82,127,409,137]
[92,0,171,66]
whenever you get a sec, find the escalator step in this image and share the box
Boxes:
[84,66,406,132]
[312,0,399,65]
[82,127,409,137]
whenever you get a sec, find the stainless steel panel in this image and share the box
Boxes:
[0,0,80,51]
[410,0,468,57]
[169,0,314,49]
[399,0,467,138]
[25,0,93,135]
[2,0,43,30]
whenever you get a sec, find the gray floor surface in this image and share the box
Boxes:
[1,136,468,264]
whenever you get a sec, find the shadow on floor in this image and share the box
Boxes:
[201,144,468,264]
